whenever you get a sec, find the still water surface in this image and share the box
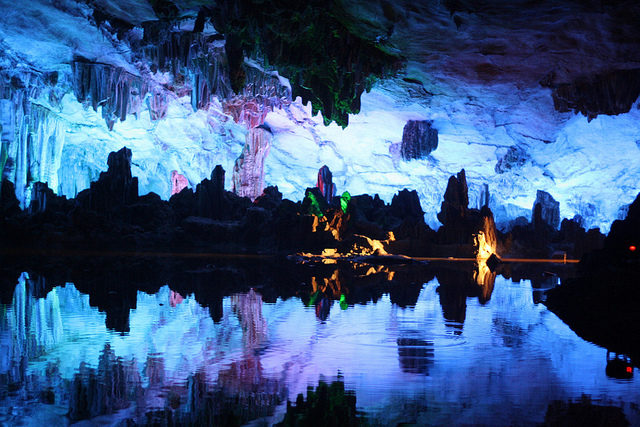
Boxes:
[0,264,638,425]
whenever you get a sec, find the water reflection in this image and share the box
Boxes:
[1,260,639,425]
[606,352,634,380]
[397,338,434,375]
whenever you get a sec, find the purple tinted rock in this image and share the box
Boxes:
[232,127,271,201]
[317,165,336,204]
[401,120,438,160]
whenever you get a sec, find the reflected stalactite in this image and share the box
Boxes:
[435,270,469,331]
[0,273,65,391]
[177,367,284,426]
[231,289,268,351]
[143,354,168,410]
[68,344,142,422]
[169,290,184,307]
[311,270,344,299]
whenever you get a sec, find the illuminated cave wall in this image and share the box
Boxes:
[1,0,639,232]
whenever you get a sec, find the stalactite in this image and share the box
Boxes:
[72,59,148,129]
[146,88,169,121]
[232,126,272,200]
[223,62,292,128]
[142,30,232,110]
[0,75,67,208]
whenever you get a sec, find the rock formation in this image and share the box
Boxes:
[170,170,189,195]
[437,169,470,244]
[390,189,424,221]
[77,147,138,214]
[72,59,148,129]
[532,190,560,230]
[232,126,272,201]
[547,68,640,121]
[436,169,498,259]
[196,165,227,219]
[401,120,438,160]
[317,165,336,204]
[0,179,20,217]
[604,191,640,257]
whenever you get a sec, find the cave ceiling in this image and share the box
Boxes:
[1,0,640,232]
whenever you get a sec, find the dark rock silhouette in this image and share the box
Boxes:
[0,148,608,261]
[1,179,20,217]
[548,68,640,121]
[605,191,640,257]
[532,190,560,230]
[390,189,423,221]
[196,164,229,219]
[436,170,498,258]
[77,147,138,215]
[437,169,469,242]
[545,191,640,361]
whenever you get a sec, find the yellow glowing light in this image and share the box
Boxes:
[474,231,495,262]
[321,248,338,257]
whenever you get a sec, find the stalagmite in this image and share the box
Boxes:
[532,190,560,230]
[317,165,336,204]
[170,170,189,195]
[232,126,272,200]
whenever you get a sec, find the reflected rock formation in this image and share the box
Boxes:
[436,264,498,332]
[278,378,360,427]
[397,338,434,375]
[605,352,634,380]
[231,289,268,350]
[544,395,629,427]
[69,343,141,422]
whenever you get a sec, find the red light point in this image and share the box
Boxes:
[626,366,633,374]
[630,245,637,252]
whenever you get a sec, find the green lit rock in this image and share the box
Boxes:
[211,0,402,127]
[340,191,351,214]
